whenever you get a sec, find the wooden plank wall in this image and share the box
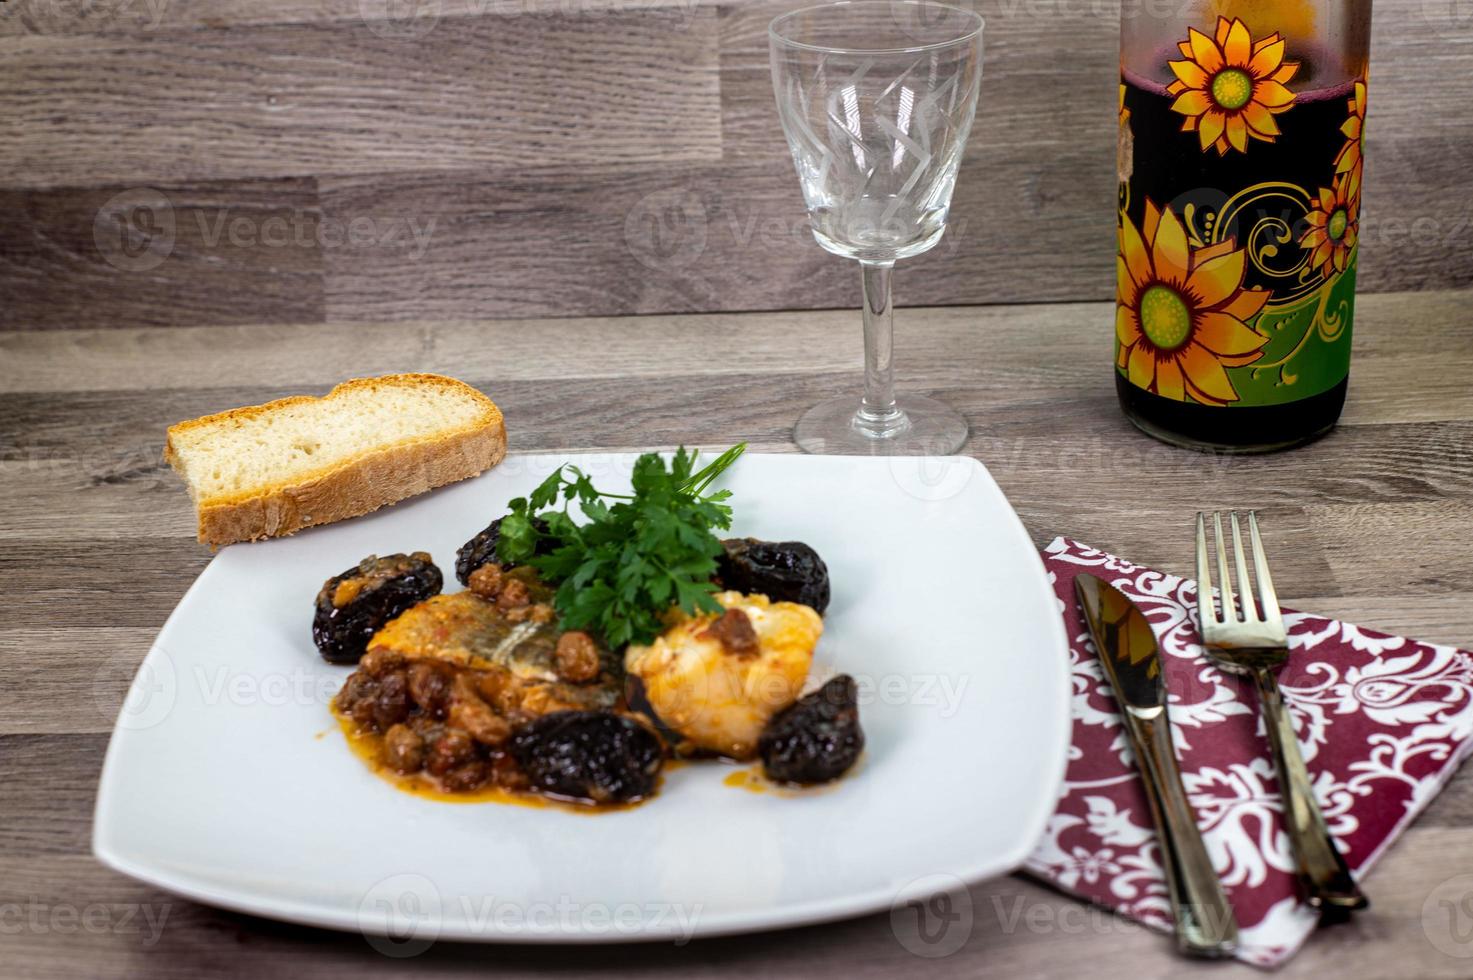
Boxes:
[1,0,1469,329]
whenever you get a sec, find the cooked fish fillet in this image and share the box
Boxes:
[368,591,620,713]
[624,591,822,759]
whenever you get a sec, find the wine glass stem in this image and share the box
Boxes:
[857,260,908,437]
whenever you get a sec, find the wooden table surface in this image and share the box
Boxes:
[4,289,1473,978]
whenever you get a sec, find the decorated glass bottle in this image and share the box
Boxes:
[1115,0,1372,452]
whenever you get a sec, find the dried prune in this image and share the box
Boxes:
[758,675,863,784]
[454,517,552,585]
[717,538,831,614]
[509,711,663,804]
[312,553,443,664]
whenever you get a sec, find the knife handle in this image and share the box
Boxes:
[1129,709,1239,958]
[1252,667,1369,911]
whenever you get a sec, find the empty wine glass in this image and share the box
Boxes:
[770,0,983,455]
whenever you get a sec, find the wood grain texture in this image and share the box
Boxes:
[314,142,1116,320]
[2,0,1473,326]
[0,0,360,36]
[0,629,158,735]
[0,310,863,393]
[319,163,840,321]
[3,288,1470,400]
[4,292,1473,975]
[0,180,326,330]
[0,10,722,187]
[0,0,709,36]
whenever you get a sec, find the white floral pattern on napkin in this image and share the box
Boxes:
[1029,537,1473,967]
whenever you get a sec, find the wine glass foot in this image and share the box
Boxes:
[794,394,968,456]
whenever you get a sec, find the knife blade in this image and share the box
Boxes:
[1074,573,1238,958]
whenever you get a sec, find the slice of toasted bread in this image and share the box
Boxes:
[165,374,506,547]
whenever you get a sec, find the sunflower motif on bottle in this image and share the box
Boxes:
[1167,16,1299,155]
[1300,167,1361,281]
[1116,200,1271,404]
[1334,80,1368,182]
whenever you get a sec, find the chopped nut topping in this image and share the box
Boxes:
[496,577,532,610]
[467,563,503,600]
[703,608,759,657]
[554,631,601,683]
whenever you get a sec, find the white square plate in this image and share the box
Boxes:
[94,452,1071,943]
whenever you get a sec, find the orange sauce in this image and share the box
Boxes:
[721,759,858,797]
[723,766,772,794]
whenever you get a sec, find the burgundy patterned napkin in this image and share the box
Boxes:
[1027,537,1473,967]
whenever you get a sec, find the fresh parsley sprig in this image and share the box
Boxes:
[497,444,747,648]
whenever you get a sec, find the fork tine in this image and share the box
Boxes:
[1195,512,1216,626]
[1247,511,1283,625]
[1229,511,1259,621]
[1212,512,1238,622]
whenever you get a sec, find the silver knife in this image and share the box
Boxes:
[1075,573,1238,958]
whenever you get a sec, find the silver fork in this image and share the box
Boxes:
[1195,511,1368,913]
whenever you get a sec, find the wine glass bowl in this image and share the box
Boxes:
[770,1,983,454]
